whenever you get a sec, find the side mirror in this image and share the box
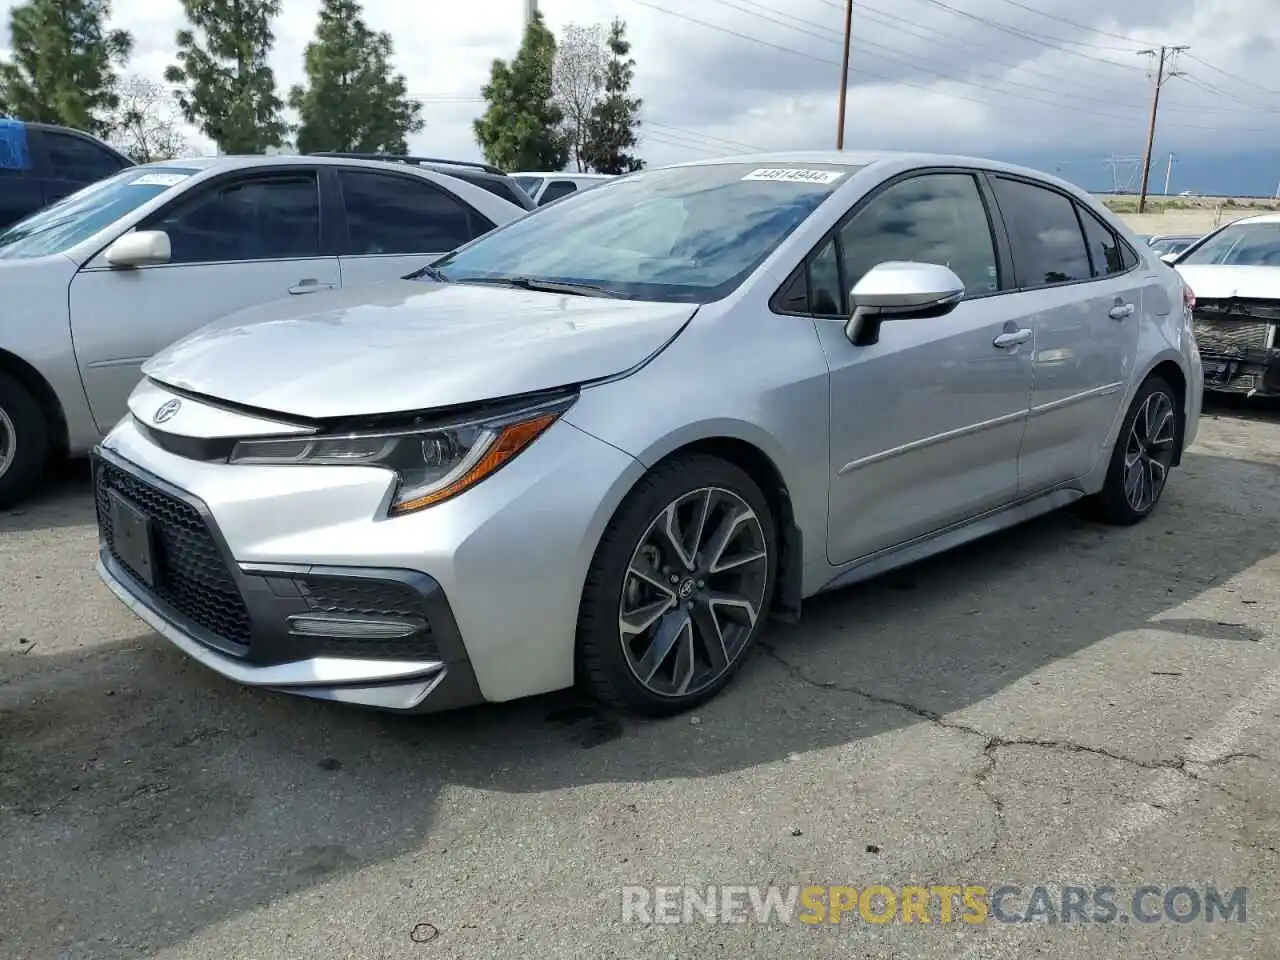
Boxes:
[103,229,171,268]
[1160,251,1179,264]
[844,261,965,346]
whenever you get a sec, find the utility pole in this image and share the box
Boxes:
[524,0,537,28]
[836,0,853,149]
[1163,152,1175,195]
[1136,44,1187,213]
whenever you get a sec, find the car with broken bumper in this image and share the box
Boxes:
[94,151,1203,717]
[1171,213,1280,396]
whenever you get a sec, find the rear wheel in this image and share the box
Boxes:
[0,372,49,510]
[576,454,777,716]
[1088,375,1180,525]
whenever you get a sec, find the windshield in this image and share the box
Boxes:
[1179,222,1280,267]
[0,166,200,260]
[431,162,858,303]
[513,175,541,196]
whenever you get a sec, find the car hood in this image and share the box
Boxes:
[1174,264,1280,300]
[142,280,697,420]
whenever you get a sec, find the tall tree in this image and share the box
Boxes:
[164,0,288,154]
[107,75,189,162]
[551,23,606,172]
[0,0,133,135]
[473,11,567,172]
[288,0,423,154]
[584,18,644,175]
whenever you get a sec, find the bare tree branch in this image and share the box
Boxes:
[551,23,607,172]
[106,75,190,163]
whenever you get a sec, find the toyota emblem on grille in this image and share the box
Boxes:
[153,399,182,424]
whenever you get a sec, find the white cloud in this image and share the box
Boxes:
[1,0,1277,168]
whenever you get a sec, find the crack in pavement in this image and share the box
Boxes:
[759,643,1258,824]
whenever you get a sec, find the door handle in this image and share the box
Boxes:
[993,328,1032,349]
[288,278,336,295]
[1109,303,1135,320]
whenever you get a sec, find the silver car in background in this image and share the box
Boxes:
[94,151,1203,717]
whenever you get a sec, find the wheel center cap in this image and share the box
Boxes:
[677,577,696,600]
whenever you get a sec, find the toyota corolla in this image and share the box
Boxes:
[93,152,1202,716]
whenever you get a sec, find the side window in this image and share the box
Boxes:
[1078,205,1126,276]
[809,240,843,315]
[838,172,1001,298]
[538,180,578,205]
[339,169,476,255]
[1119,239,1140,270]
[44,131,126,182]
[992,177,1091,286]
[149,174,321,264]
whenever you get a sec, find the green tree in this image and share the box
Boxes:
[0,0,133,135]
[164,0,288,154]
[288,0,423,154]
[583,18,643,175]
[473,11,567,172]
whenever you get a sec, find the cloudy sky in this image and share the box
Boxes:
[2,0,1277,170]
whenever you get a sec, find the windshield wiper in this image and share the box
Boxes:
[458,276,622,298]
[404,264,448,281]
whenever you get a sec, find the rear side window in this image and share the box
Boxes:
[992,176,1091,287]
[538,180,578,205]
[44,130,127,182]
[339,169,479,255]
[1078,206,1126,276]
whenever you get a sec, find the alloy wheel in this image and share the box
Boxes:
[0,405,15,482]
[618,486,770,698]
[1123,389,1176,513]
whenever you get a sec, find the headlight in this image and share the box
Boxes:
[228,395,573,515]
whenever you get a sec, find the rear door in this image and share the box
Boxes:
[333,167,495,287]
[986,175,1141,493]
[34,127,131,205]
[68,167,340,431]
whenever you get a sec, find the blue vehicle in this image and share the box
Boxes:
[0,119,135,230]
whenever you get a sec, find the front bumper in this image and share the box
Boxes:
[1199,349,1280,396]
[92,446,483,712]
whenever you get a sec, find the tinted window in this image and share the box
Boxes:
[0,166,197,259]
[44,131,126,181]
[809,239,842,315]
[538,180,578,205]
[340,169,476,255]
[1079,206,1125,276]
[839,172,1000,297]
[1120,240,1139,270]
[150,174,321,264]
[993,177,1091,286]
[1179,222,1280,266]
[433,162,858,303]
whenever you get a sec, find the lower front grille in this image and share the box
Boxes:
[95,460,252,650]
[293,575,441,660]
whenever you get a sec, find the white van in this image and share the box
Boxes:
[512,172,614,206]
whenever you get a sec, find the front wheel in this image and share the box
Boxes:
[576,454,777,716]
[0,372,50,510]
[1088,375,1180,525]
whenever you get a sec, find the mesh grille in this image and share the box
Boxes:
[96,460,252,650]
[294,576,440,660]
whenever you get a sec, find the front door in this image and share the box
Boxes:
[333,167,491,288]
[811,170,1036,566]
[69,169,340,432]
[985,175,1142,493]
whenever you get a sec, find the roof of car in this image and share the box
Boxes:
[511,171,614,179]
[1234,211,1280,225]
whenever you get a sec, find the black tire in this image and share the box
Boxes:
[0,372,49,510]
[1087,375,1180,526]
[576,453,778,717]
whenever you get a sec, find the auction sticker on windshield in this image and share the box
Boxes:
[741,168,845,184]
[130,173,190,187]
